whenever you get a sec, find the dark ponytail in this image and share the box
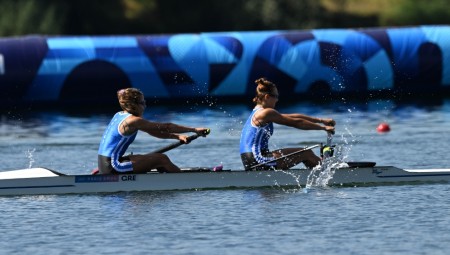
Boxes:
[253,78,277,104]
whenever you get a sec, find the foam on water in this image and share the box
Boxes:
[26,148,35,169]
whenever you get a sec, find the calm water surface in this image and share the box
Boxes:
[1,99,450,254]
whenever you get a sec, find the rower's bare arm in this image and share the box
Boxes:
[284,113,319,123]
[131,117,205,140]
[285,113,336,126]
[262,109,328,131]
[128,117,166,138]
[128,118,176,138]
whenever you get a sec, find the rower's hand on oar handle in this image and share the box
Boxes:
[183,128,210,144]
[325,126,335,135]
[195,128,210,137]
[321,118,336,127]
[179,134,190,144]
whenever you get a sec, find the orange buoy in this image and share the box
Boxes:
[377,122,391,133]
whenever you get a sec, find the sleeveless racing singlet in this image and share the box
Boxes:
[98,112,137,172]
[239,107,276,168]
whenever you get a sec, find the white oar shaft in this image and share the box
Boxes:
[250,144,320,169]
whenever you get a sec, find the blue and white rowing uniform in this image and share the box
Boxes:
[98,112,137,174]
[239,107,276,170]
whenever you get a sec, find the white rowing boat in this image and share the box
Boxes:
[1,164,450,196]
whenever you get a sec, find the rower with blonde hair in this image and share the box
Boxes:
[98,88,209,174]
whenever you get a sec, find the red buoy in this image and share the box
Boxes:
[377,122,391,133]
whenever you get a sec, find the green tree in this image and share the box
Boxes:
[380,0,450,26]
[152,0,323,32]
[2,0,450,36]
[61,0,127,35]
[0,0,66,36]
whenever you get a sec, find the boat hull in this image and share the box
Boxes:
[1,166,450,196]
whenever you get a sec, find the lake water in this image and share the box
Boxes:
[1,98,450,254]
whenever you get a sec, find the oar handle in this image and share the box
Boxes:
[326,132,333,146]
[151,129,210,154]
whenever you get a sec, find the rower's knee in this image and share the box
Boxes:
[158,153,171,164]
[152,153,177,169]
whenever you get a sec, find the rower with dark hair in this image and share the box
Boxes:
[239,78,335,170]
[98,88,209,174]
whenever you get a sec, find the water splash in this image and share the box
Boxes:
[305,158,347,188]
[275,169,304,193]
[26,148,36,168]
[303,144,351,193]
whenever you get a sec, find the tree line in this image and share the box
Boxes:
[1,0,449,36]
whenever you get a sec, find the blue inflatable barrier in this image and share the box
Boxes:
[1,25,449,108]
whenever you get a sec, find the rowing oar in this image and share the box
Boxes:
[150,128,210,154]
[91,129,210,175]
[321,132,334,158]
[326,132,333,147]
[249,144,320,170]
